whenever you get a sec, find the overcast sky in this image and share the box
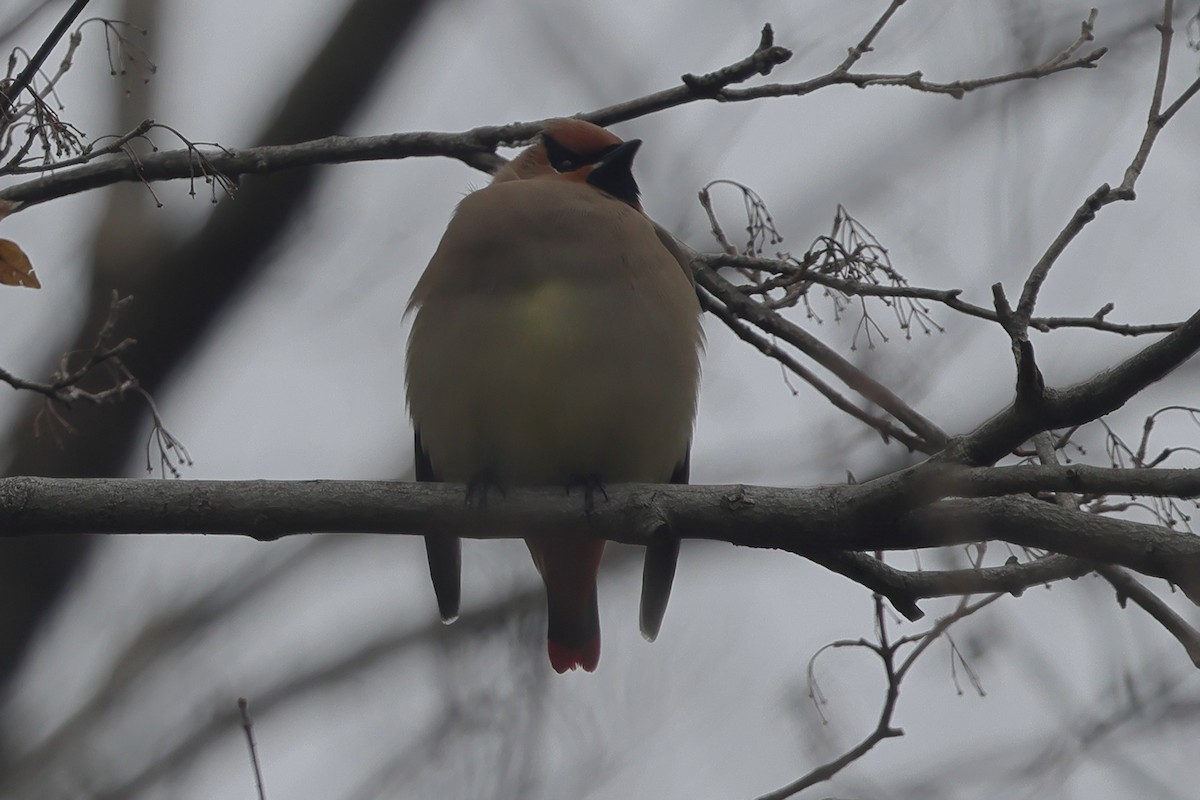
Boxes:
[1,1,1198,798]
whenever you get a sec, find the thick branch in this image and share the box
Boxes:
[941,463,1200,499]
[2,477,1197,603]
[950,307,1200,465]
[802,549,1093,620]
[889,496,1200,601]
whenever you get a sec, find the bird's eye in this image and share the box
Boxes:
[542,134,584,174]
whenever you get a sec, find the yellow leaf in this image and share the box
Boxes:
[0,239,40,289]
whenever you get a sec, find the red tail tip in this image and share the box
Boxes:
[547,637,600,673]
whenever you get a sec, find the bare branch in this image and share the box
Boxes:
[891,497,1200,602]
[693,261,949,449]
[932,463,1200,499]
[1013,2,1200,330]
[756,594,905,800]
[951,307,1200,466]
[760,592,1002,799]
[697,286,933,454]
[237,698,268,800]
[1097,564,1200,668]
[0,291,136,402]
[2,117,152,174]
[729,8,1105,104]
[881,554,1093,601]
[835,0,910,73]
[0,129,506,209]
[799,549,1092,620]
[1119,0,1176,193]
[0,11,1111,212]
[0,293,189,474]
[0,0,90,124]
[699,253,1182,336]
[2,477,1198,605]
[1031,428,1200,667]
[1013,182,1125,332]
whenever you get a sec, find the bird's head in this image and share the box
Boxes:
[495,118,643,207]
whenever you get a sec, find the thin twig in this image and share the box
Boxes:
[2,117,153,174]
[238,698,268,800]
[1014,1,1200,331]
[698,286,933,453]
[695,261,949,449]
[0,292,136,401]
[727,8,1105,104]
[698,253,1181,336]
[762,589,1003,800]
[757,595,903,800]
[0,0,90,123]
[834,0,909,73]
[0,293,191,476]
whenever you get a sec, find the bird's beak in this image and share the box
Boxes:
[600,138,642,171]
[587,139,642,205]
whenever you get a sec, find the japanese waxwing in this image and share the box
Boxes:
[405,118,703,673]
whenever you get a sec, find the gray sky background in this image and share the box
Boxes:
[0,1,1198,798]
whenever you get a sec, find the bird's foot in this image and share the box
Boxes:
[565,474,608,515]
[466,470,505,509]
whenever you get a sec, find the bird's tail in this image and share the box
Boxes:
[546,589,601,673]
[526,537,605,673]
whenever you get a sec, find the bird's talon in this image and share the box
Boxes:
[466,470,504,509]
[566,474,607,515]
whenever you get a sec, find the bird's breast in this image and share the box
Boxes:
[407,275,698,486]
[406,179,701,486]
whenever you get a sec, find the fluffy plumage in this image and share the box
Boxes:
[406,119,702,672]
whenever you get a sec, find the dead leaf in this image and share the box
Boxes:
[0,239,40,288]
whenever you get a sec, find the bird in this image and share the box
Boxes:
[405,118,703,672]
